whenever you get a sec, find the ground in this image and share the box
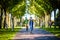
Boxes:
[12,28,60,40]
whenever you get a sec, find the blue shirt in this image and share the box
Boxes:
[29,20,33,26]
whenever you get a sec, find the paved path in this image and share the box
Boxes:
[13,28,60,40]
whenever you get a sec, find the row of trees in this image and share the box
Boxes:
[29,0,53,28]
[0,0,25,29]
[0,0,60,29]
[28,0,59,28]
[49,0,60,28]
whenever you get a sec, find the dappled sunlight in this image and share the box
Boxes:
[55,34,60,37]
[13,34,55,39]
[0,0,60,40]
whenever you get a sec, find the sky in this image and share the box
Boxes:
[51,9,59,21]
[22,13,35,20]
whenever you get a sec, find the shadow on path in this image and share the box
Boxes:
[12,28,60,40]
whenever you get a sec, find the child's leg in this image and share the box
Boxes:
[26,25,28,31]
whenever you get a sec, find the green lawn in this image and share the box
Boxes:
[0,27,21,40]
[42,28,60,37]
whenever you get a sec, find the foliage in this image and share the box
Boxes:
[29,0,53,17]
[11,1,25,17]
[0,0,25,17]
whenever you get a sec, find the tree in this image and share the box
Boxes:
[55,9,60,28]
[9,0,25,30]
[0,0,25,29]
[29,0,53,28]
[0,7,3,29]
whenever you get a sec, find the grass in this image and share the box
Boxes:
[42,27,60,37]
[0,26,21,40]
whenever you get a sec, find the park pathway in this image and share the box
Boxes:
[13,28,60,40]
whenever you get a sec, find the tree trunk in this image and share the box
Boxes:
[39,17,42,28]
[0,8,3,29]
[45,12,50,28]
[59,9,60,29]
[11,16,14,31]
[4,11,9,29]
[42,17,45,28]
[39,17,45,28]
[54,9,56,28]
[39,18,40,26]
[50,13,52,28]
[45,14,48,28]
[20,16,22,26]
[3,9,7,29]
